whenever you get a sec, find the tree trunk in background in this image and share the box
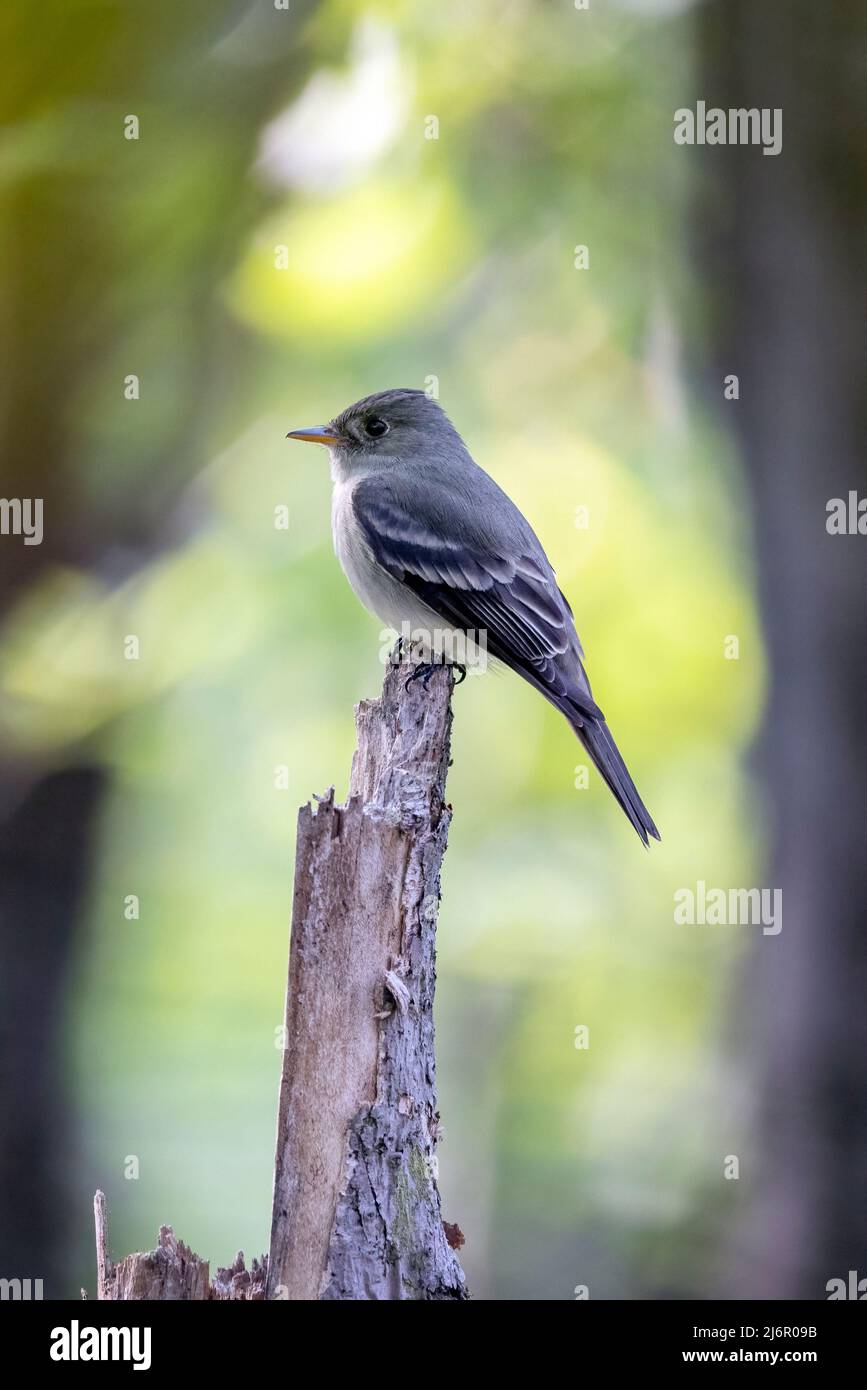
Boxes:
[697,1,867,1296]
[0,769,105,1296]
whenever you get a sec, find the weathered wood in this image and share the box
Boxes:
[107,1227,210,1301]
[93,1192,267,1300]
[267,654,467,1300]
[209,1251,268,1301]
[94,1190,109,1300]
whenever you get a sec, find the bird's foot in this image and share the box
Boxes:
[404,660,438,691]
[404,656,466,692]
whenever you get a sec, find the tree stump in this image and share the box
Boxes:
[92,1191,266,1300]
[91,652,466,1301]
[266,654,467,1300]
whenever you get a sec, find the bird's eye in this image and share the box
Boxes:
[364,417,389,438]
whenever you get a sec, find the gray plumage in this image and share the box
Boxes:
[288,388,660,846]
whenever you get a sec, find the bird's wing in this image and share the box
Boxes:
[351,475,601,723]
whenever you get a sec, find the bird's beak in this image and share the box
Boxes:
[286,425,343,446]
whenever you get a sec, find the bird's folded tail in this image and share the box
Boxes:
[573,713,660,847]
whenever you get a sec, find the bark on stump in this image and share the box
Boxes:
[92,1191,266,1300]
[266,654,467,1300]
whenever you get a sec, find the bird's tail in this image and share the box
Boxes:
[572,713,660,847]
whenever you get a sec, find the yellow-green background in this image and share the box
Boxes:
[1,0,765,1298]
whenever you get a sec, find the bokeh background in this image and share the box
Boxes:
[1,0,864,1300]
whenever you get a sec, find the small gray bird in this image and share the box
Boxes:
[288,389,659,845]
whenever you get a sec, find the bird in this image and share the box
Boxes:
[287,388,660,846]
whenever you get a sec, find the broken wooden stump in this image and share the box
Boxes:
[92,1191,267,1300]
[266,654,467,1300]
[91,651,466,1301]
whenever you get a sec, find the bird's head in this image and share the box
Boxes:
[287,388,462,478]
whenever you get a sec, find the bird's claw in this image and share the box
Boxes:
[405,661,436,691]
[404,658,466,692]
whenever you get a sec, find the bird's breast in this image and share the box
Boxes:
[331,479,402,622]
[330,479,456,657]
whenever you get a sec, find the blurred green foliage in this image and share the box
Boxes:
[1,0,764,1297]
